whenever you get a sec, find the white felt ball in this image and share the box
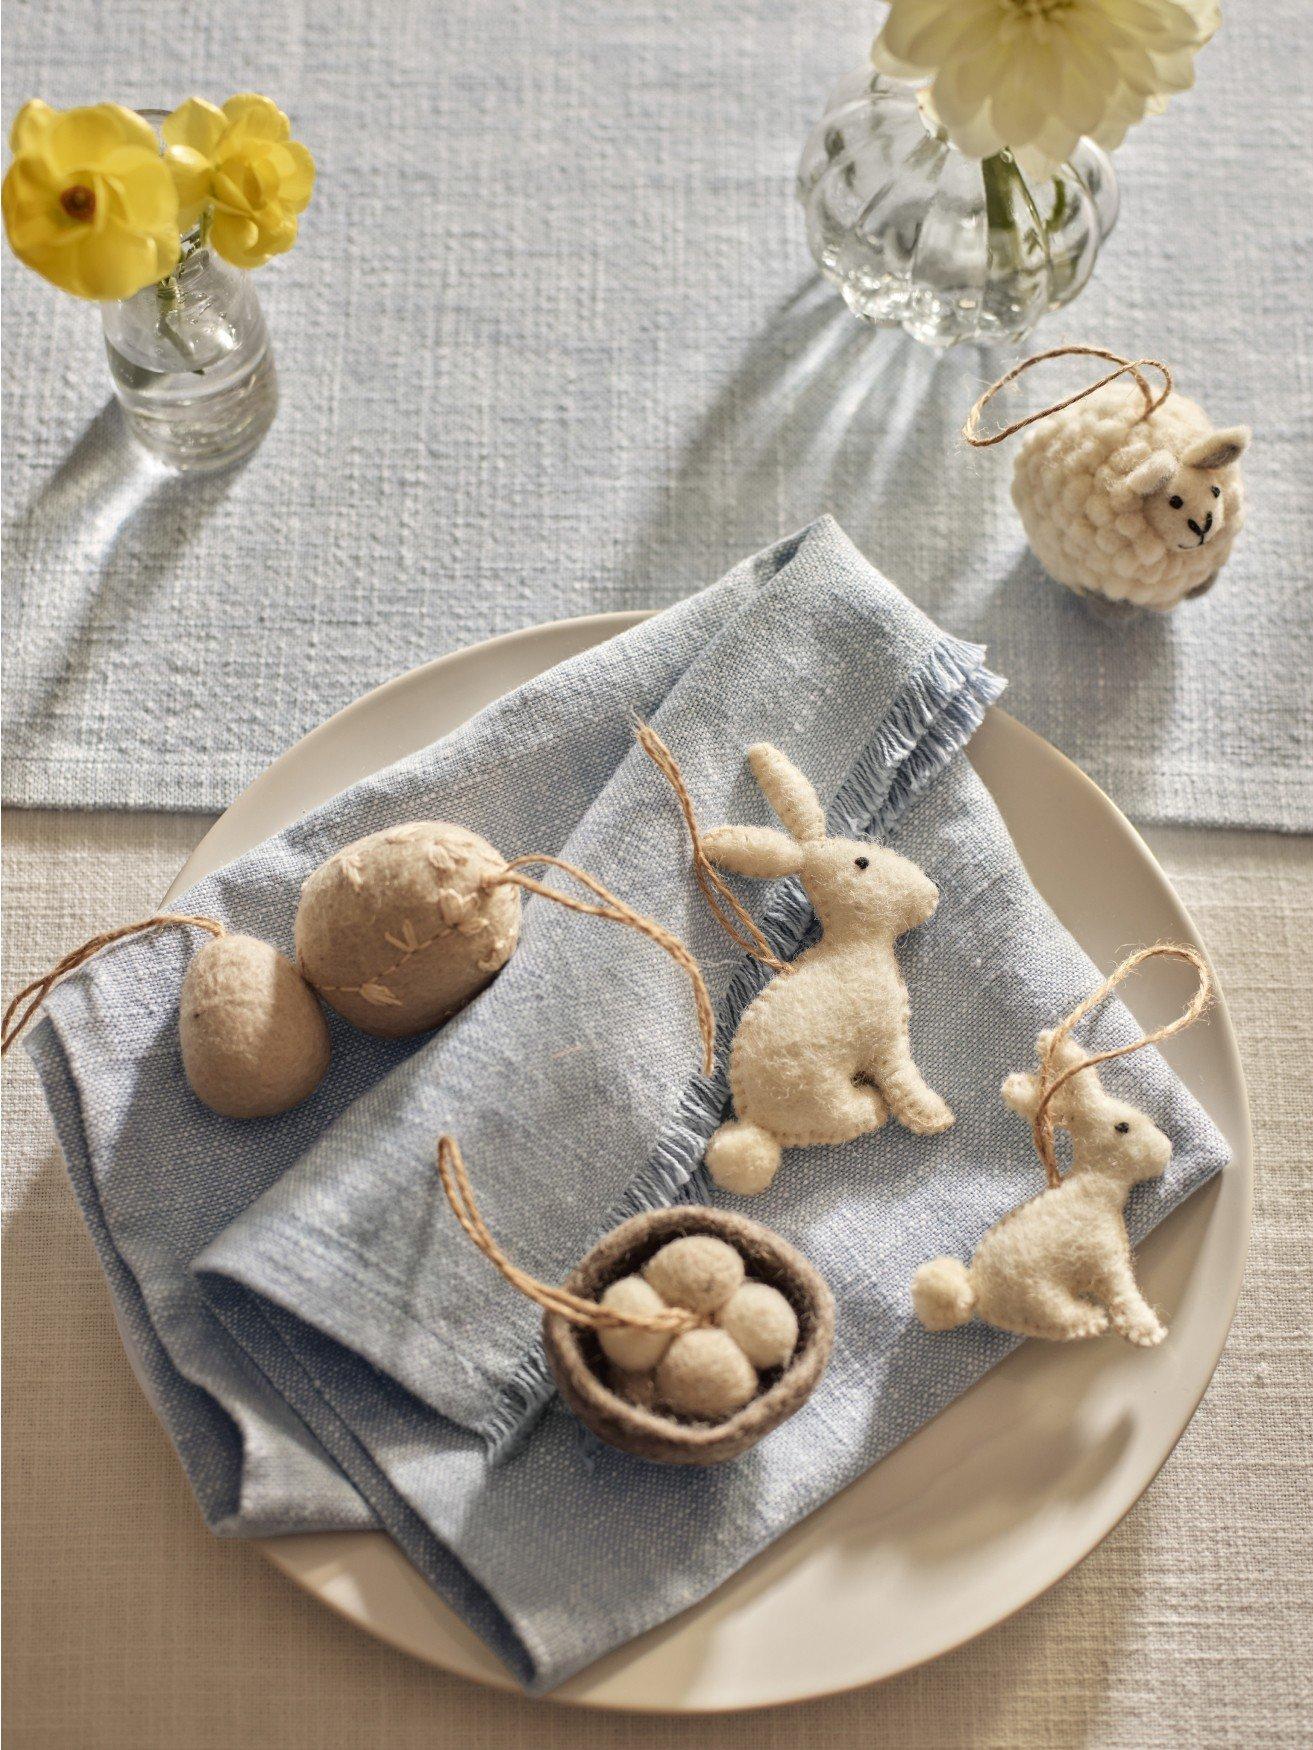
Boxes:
[597,1275,674,1374]
[295,822,520,1038]
[716,1281,799,1370]
[180,934,331,1119]
[655,1327,759,1420]
[642,1234,745,1314]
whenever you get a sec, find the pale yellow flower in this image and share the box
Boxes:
[2,100,180,300]
[163,94,314,269]
[872,0,1221,178]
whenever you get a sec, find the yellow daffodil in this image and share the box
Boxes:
[2,100,180,300]
[872,0,1221,179]
[163,94,314,269]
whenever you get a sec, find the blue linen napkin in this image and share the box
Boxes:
[27,518,1229,1690]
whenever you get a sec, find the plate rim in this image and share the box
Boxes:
[167,609,1253,1713]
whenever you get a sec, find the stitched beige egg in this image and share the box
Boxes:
[295,822,520,1038]
[180,934,331,1118]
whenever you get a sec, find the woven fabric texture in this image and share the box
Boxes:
[2,1,1310,825]
[4,810,1310,1743]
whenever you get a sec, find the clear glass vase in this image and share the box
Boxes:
[101,227,278,472]
[797,69,1119,348]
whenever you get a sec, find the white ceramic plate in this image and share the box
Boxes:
[167,612,1251,1712]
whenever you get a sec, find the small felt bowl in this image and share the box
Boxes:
[542,1205,835,1465]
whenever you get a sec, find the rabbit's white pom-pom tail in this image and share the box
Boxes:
[912,1258,976,1330]
[706,1121,783,1196]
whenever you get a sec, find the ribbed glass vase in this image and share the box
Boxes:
[797,70,1119,348]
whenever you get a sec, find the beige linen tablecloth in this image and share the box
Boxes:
[3,810,1311,1748]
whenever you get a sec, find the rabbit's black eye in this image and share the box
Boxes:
[854,856,869,870]
[1114,1121,1130,1134]
[1168,495,1183,509]
[1211,485,1221,497]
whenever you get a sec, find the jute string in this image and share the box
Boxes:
[488,854,715,1075]
[2,851,715,1075]
[436,1133,704,1333]
[1031,942,1213,1189]
[1,915,226,1055]
[634,721,790,975]
[963,345,1174,449]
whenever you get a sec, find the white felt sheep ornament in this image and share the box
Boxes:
[640,736,953,1197]
[967,348,1250,614]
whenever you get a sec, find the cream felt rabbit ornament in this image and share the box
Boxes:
[638,727,952,1197]
[913,944,1213,1345]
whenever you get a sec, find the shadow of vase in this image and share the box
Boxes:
[611,276,997,611]
[2,399,249,758]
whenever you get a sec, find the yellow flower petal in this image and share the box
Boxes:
[269,140,315,210]
[221,94,290,145]
[3,100,180,299]
[67,225,155,298]
[208,207,264,267]
[164,144,214,231]
[107,154,178,228]
[10,99,56,154]
[45,103,157,174]
[162,97,227,159]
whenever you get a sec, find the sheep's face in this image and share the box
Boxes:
[800,839,939,940]
[1126,426,1249,555]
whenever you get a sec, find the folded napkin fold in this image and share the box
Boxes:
[28,518,1229,1690]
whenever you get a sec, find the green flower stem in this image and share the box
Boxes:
[981,151,1015,235]
[151,207,217,371]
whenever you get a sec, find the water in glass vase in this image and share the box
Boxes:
[102,238,278,472]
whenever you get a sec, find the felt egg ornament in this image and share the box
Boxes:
[967,348,1250,614]
[295,822,521,1038]
[179,933,331,1119]
[2,914,334,1121]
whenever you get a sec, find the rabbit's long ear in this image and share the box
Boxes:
[1036,1028,1106,1120]
[1001,1070,1041,1120]
[747,744,826,843]
[702,824,804,880]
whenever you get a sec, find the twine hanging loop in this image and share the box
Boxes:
[963,346,1174,449]
[635,720,790,975]
[485,852,716,1075]
[1030,942,1213,1188]
[436,1134,704,1334]
[1,914,226,1055]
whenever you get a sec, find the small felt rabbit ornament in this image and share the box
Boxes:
[914,1032,1172,1343]
[912,944,1213,1345]
[692,742,952,1196]
[966,347,1250,614]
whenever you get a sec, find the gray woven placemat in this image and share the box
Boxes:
[2,1,1309,825]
